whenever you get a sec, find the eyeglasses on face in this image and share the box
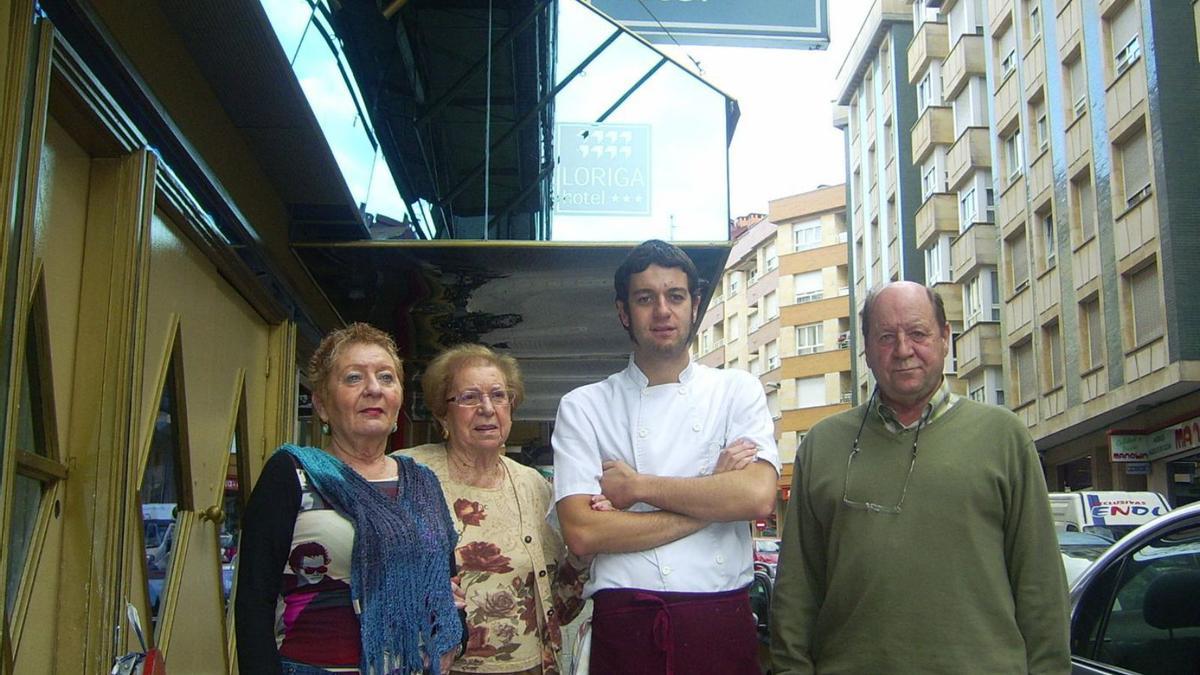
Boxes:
[446,388,515,408]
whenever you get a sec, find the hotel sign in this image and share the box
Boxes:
[554,123,651,216]
[590,0,829,50]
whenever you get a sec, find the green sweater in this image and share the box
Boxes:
[770,398,1070,674]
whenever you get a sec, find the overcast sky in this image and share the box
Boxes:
[659,0,873,217]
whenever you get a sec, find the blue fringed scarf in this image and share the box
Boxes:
[279,444,461,674]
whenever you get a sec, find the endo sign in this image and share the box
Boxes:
[590,0,829,49]
[554,123,651,216]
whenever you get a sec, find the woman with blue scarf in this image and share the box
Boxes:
[235,323,463,674]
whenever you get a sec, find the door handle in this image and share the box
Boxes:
[199,505,225,525]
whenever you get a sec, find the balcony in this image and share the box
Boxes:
[1028,151,1052,205]
[947,127,991,191]
[916,193,958,249]
[911,105,954,165]
[994,72,1020,131]
[1057,0,1082,57]
[955,321,1002,379]
[908,21,950,84]
[1023,44,1046,99]
[782,349,853,381]
[782,402,854,435]
[989,0,1013,37]
[931,281,964,323]
[951,223,999,283]
[1114,192,1158,262]
[882,81,894,123]
[943,34,985,98]
[1106,51,1147,131]
[998,175,1026,234]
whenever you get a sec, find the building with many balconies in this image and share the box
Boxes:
[833,0,966,404]
[891,0,1200,505]
[908,0,1007,408]
[692,186,849,524]
[771,185,853,471]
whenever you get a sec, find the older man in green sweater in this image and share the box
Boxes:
[770,281,1070,674]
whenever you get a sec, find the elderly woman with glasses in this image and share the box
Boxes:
[400,344,592,675]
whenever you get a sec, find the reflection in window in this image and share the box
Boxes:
[222,394,250,609]
[7,288,67,616]
[1072,525,1200,673]
[260,0,433,238]
[141,362,187,628]
[551,0,732,242]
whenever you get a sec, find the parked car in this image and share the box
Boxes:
[1051,491,1171,541]
[1069,499,1200,674]
[1058,530,1114,586]
[754,537,780,566]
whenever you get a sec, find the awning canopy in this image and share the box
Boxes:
[294,241,730,420]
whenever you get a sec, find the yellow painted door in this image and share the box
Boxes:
[123,207,276,673]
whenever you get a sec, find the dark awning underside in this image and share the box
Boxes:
[294,241,730,420]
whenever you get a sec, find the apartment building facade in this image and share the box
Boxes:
[693,186,850,522]
[880,0,1200,505]
[834,0,968,404]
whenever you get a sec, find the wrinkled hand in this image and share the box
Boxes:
[599,460,642,510]
[590,494,616,511]
[451,575,466,610]
[439,648,457,674]
[713,438,758,474]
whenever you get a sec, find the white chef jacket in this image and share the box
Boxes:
[551,356,780,597]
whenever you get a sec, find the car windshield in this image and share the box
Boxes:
[1058,530,1112,563]
[1082,524,1141,541]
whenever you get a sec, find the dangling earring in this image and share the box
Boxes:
[320,420,330,435]
[391,421,399,433]
[441,425,449,440]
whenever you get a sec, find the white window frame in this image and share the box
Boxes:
[1034,101,1049,153]
[1067,57,1087,119]
[960,187,978,225]
[793,221,822,252]
[1004,130,1024,181]
[1115,35,1141,76]
[796,323,824,355]
[1041,211,1056,269]
[1000,49,1017,79]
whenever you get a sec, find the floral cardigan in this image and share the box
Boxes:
[400,444,588,674]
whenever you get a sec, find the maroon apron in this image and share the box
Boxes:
[589,586,759,675]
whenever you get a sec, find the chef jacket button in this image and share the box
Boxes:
[524,535,533,543]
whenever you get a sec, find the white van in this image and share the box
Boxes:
[1049,491,1171,541]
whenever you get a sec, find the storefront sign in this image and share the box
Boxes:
[1125,462,1151,475]
[1109,413,1200,462]
[1109,433,1149,462]
[590,0,829,49]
